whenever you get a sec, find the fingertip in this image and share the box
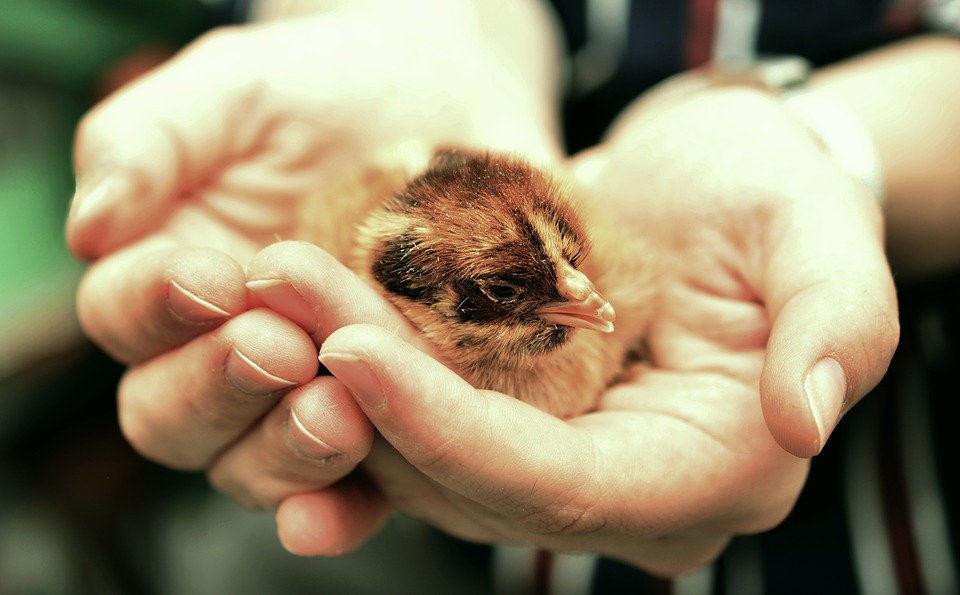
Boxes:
[762,357,847,458]
[763,410,821,459]
[103,245,244,320]
[117,306,321,470]
[245,277,321,335]
[761,274,898,457]
[319,351,388,411]
[247,242,424,348]
[246,241,345,335]
[318,324,450,414]
[223,346,298,395]
[276,482,389,557]
[802,357,846,451]
[246,241,345,291]
[76,246,251,364]
[65,168,145,259]
[205,376,373,510]
[276,494,346,557]
[219,308,321,389]
[319,324,501,454]
[70,102,181,257]
[287,376,375,461]
[165,247,250,318]
[168,279,232,323]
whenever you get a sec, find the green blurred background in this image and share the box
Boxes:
[0,0,213,376]
[0,2,213,592]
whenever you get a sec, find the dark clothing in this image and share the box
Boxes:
[550,0,948,151]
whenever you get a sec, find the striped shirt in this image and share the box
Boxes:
[554,0,960,151]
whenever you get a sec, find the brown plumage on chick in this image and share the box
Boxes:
[298,148,657,418]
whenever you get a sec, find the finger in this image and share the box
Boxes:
[316,324,601,538]
[207,376,373,510]
[245,241,431,350]
[760,181,900,458]
[119,308,319,469]
[320,324,811,574]
[359,437,506,544]
[276,473,390,557]
[67,29,254,258]
[77,242,249,364]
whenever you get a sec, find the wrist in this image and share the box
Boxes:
[780,87,885,205]
[638,57,885,206]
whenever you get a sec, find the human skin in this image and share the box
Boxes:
[66,1,960,577]
[66,0,565,554]
[67,0,562,515]
[248,77,897,574]
[807,36,960,277]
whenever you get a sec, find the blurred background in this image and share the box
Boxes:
[0,1,214,592]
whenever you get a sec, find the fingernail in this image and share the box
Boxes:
[70,168,133,226]
[225,347,298,395]
[288,406,344,460]
[167,280,230,323]
[803,358,847,454]
[318,353,385,409]
[246,279,319,334]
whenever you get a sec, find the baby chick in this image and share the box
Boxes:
[298,148,657,418]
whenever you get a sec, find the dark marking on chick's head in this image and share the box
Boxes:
[366,148,601,359]
[370,231,435,304]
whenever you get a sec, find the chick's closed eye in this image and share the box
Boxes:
[478,279,521,302]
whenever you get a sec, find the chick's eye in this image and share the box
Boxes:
[479,280,522,303]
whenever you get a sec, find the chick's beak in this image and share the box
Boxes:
[536,261,616,333]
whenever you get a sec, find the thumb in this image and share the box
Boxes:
[317,324,597,528]
[66,30,254,259]
[760,188,899,458]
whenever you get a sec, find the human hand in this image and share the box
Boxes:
[577,82,900,459]
[253,83,898,575]
[246,228,790,577]
[65,0,563,522]
[806,36,960,277]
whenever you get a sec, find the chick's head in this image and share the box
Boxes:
[357,149,615,365]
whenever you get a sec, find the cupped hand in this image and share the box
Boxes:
[66,0,563,522]
[247,234,789,577]
[579,82,900,458]
[253,83,899,574]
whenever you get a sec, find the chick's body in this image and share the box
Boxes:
[298,149,657,418]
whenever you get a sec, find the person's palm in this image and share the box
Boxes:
[299,84,897,574]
